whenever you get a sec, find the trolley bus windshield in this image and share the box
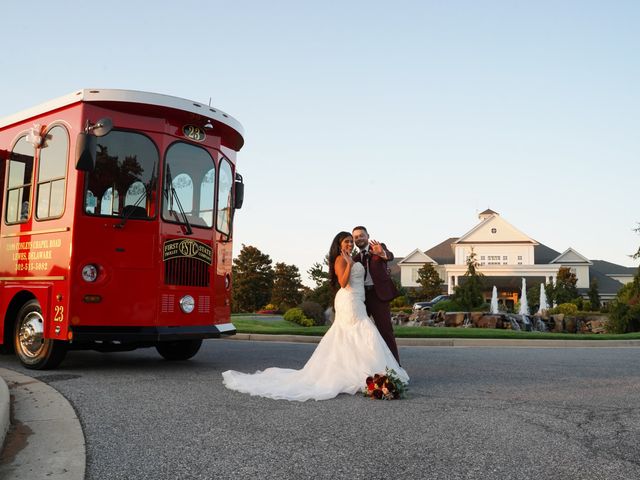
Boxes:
[84,130,158,219]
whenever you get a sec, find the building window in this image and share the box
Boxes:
[503,256,508,260]
[480,256,485,260]
[518,256,522,260]
[491,228,497,233]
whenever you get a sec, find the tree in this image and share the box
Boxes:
[452,250,485,310]
[526,283,541,314]
[305,260,333,309]
[232,245,274,312]
[554,267,579,304]
[308,261,328,288]
[416,263,443,300]
[588,278,601,311]
[271,262,304,311]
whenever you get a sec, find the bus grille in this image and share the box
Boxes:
[164,258,210,287]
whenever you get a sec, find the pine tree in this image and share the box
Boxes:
[416,263,443,300]
[588,277,601,311]
[305,261,333,309]
[271,262,304,311]
[231,245,274,312]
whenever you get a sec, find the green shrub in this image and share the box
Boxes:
[283,307,314,327]
[582,300,592,312]
[472,302,491,312]
[298,301,324,326]
[551,303,579,316]
[606,300,640,333]
[431,299,463,312]
[570,297,584,310]
[390,295,410,308]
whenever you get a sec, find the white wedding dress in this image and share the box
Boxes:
[222,262,409,401]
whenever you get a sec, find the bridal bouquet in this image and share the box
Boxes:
[363,367,407,400]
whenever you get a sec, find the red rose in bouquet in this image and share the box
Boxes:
[362,368,407,400]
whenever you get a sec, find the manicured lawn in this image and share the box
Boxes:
[230,315,640,340]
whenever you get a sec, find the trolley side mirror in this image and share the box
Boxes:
[234,173,244,209]
[75,133,97,172]
[75,117,113,172]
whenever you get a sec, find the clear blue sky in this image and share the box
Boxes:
[2,1,639,285]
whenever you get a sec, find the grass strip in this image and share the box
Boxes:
[231,316,640,341]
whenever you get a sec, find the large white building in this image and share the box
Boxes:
[398,209,637,306]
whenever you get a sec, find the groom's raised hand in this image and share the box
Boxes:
[369,240,388,260]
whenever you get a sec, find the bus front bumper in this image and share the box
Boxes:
[70,323,236,344]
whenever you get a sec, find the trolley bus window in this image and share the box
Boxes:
[5,136,34,224]
[162,142,214,228]
[216,159,233,236]
[84,131,158,218]
[36,125,69,220]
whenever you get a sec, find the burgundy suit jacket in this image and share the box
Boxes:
[357,244,399,302]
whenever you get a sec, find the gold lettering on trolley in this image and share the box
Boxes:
[5,237,62,273]
[163,238,212,265]
[54,306,64,322]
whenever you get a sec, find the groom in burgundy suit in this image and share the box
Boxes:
[352,226,400,363]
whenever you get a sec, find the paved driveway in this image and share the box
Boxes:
[1,340,639,479]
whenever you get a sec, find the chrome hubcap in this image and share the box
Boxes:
[18,311,45,358]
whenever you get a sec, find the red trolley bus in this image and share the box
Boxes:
[0,89,244,369]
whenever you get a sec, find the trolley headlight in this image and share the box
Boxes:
[81,264,99,282]
[179,295,195,314]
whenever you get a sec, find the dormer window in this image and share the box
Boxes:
[491,228,497,234]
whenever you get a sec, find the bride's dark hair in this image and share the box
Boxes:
[328,231,352,291]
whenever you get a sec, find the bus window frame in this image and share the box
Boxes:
[162,141,216,230]
[4,134,35,225]
[35,123,70,222]
[83,129,160,220]
[215,156,234,238]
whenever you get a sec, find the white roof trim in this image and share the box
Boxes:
[398,248,436,265]
[0,88,244,138]
[550,247,593,265]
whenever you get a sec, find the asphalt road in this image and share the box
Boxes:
[1,340,640,480]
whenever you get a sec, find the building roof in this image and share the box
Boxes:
[582,268,625,296]
[533,243,562,264]
[591,260,637,275]
[479,208,498,216]
[425,237,458,264]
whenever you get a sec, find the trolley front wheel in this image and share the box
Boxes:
[14,300,67,370]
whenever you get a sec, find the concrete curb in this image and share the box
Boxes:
[229,333,640,348]
[0,368,85,480]
[0,375,9,451]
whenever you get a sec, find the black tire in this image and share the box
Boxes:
[156,339,202,361]
[14,300,67,370]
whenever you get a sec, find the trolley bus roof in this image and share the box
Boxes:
[0,88,245,148]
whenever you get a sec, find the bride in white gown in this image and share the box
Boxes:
[222,231,409,401]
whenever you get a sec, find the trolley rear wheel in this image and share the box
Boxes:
[14,300,67,370]
[156,339,202,361]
